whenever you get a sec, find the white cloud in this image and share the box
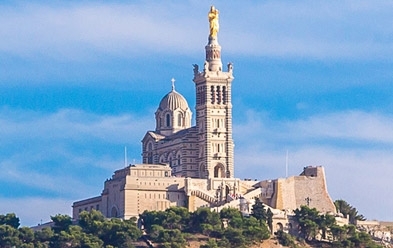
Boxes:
[1,105,392,225]
[0,108,153,144]
[234,109,393,221]
[1,1,393,60]
[0,108,152,199]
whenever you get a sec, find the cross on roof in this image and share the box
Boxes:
[171,78,176,91]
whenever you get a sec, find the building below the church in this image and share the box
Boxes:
[72,6,337,233]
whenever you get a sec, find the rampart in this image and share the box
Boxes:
[267,166,336,213]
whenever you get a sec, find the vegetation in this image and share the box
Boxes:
[0,211,141,248]
[140,203,271,248]
[0,199,383,248]
[275,205,383,248]
[334,199,366,224]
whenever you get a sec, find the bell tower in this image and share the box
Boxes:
[193,6,234,179]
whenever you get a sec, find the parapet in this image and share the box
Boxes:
[111,163,172,180]
[300,165,323,177]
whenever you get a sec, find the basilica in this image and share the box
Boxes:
[72,6,336,232]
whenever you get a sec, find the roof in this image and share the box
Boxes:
[158,89,189,112]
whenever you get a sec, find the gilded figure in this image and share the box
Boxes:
[208,6,219,38]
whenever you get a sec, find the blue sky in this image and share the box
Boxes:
[1,1,393,226]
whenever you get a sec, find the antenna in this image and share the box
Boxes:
[124,146,128,167]
[285,150,288,178]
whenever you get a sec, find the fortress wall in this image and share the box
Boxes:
[273,177,297,210]
[267,167,336,214]
[293,167,336,213]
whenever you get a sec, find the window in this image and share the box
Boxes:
[178,113,182,127]
[223,86,227,104]
[216,86,221,104]
[166,114,171,127]
[210,86,215,104]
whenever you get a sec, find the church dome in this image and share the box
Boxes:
[158,89,189,111]
[155,81,192,136]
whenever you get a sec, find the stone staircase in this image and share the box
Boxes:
[190,188,217,204]
[215,187,264,212]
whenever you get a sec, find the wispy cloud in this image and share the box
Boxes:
[0,108,151,198]
[1,1,393,60]
[1,1,392,226]
[1,106,392,225]
[234,109,393,221]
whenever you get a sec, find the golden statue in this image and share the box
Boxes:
[208,6,219,38]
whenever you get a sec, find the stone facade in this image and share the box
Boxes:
[72,6,337,224]
[73,164,188,220]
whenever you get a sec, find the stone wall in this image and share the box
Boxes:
[267,166,336,213]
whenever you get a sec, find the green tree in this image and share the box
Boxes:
[317,213,336,239]
[189,207,220,233]
[0,224,21,247]
[334,199,366,224]
[51,214,72,233]
[222,227,246,248]
[330,224,348,242]
[140,210,166,232]
[34,227,54,245]
[161,209,182,230]
[79,210,105,236]
[293,205,321,241]
[220,207,243,229]
[242,216,270,241]
[266,208,273,232]
[19,226,35,244]
[165,207,190,230]
[251,197,267,225]
[275,230,298,248]
[68,225,104,248]
[99,218,141,247]
[0,213,20,228]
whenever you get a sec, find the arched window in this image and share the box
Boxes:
[199,163,206,178]
[111,206,118,217]
[147,153,153,164]
[177,113,182,127]
[166,113,171,127]
[214,164,225,178]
